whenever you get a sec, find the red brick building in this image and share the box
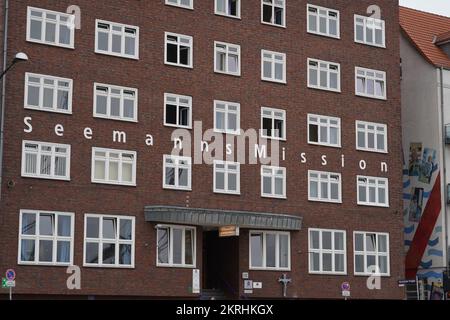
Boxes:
[0,0,404,299]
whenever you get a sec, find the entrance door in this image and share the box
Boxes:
[202,230,239,297]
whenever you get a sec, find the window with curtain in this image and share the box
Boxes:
[96,20,139,59]
[214,100,240,134]
[157,225,196,267]
[94,83,138,122]
[19,210,74,265]
[308,170,341,203]
[249,231,290,270]
[91,147,136,186]
[354,232,389,275]
[163,155,192,190]
[22,140,70,180]
[215,0,240,18]
[214,41,241,76]
[308,228,346,274]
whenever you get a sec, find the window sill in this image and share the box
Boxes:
[83,264,135,269]
[165,3,194,10]
[307,85,341,93]
[156,264,196,269]
[357,202,389,208]
[308,271,348,276]
[164,62,193,69]
[355,93,387,101]
[308,198,342,204]
[261,78,287,85]
[249,267,291,271]
[164,123,192,130]
[94,115,138,123]
[91,180,137,187]
[214,190,241,196]
[356,148,388,154]
[261,21,286,29]
[163,186,192,191]
[214,70,241,77]
[307,31,341,40]
[18,261,72,267]
[308,141,341,148]
[261,194,287,200]
[21,174,71,182]
[95,50,139,61]
[25,106,73,115]
[215,12,241,20]
[26,38,75,50]
[354,40,386,49]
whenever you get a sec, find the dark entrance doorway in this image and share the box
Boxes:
[202,230,239,298]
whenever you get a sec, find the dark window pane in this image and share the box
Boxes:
[230,0,238,16]
[275,7,283,25]
[102,243,116,264]
[120,219,132,240]
[179,106,189,126]
[262,117,272,137]
[86,217,99,238]
[166,43,178,63]
[57,241,71,263]
[180,46,189,65]
[263,5,272,23]
[21,239,35,261]
[119,244,132,265]
[166,104,177,124]
[157,228,169,264]
[39,240,53,262]
[309,124,318,142]
[86,242,99,264]
[22,213,36,235]
[274,119,283,138]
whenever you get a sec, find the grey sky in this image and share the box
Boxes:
[399,0,450,17]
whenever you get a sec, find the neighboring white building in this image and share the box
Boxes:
[400,7,450,298]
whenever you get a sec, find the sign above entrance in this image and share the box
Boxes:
[219,226,240,237]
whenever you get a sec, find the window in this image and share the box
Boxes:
[357,176,389,207]
[27,7,74,48]
[165,0,193,10]
[261,107,286,140]
[308,58,340,92]
[18,210,74,265]
[261,0,285,27]
[22,140,70,181]
[356,121,387,153]
[91,148,137,186]
[307,4,339,38]
[25,73,72,114]
[261,165,286,198]
[214,42,241,76]
[163,155,192,190]
[250,231,290,270]
[164,93,192,128]
[214,160,240,194]
[309,228,346,274]
[308,170,341,203]
[354,15,385,48]
[95,20,139,59]
[215,0,240,18]
[94,83,138,122]
[261,50,286,83]
[84,214,135,268]
[214,100,240,134]
[157,225,196,267]
[308,114,341,147]
[355,67,387,100]
[165,32,193,68]
[354,232,389,276]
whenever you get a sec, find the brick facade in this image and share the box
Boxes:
[0,0,404,299]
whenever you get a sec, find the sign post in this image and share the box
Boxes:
[4,269,16,301]
[341,282,351,300]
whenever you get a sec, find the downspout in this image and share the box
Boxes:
[0,0,8,202]
[440,66,449,273]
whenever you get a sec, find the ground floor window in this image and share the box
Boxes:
[84,214,135,268]
[354,231,389,276]
[308,228,346,274]
[249,230,290,270]
[18,210,74,265]
[157,225,196,268]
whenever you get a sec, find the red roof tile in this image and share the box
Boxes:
[400,6,450,69]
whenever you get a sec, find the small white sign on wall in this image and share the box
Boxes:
[192,269,200,294]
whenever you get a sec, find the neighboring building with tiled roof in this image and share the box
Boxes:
[400,6,450,299]
[400,6,450,69]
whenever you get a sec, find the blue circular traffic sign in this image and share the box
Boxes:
[5,269,15,281]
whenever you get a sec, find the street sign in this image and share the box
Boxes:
[5,269,15,281]
[341,282,350,298]
[398,279,416,287]
[219,226,239,237]
[2,278,14,288]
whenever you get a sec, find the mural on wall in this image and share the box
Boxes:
[403,143,443,283]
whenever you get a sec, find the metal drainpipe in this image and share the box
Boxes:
[0,0,8,202]
[440,66,449,275]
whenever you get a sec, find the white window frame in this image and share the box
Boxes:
[308,228,347,275]
[357,175,389,207]
[18,210,74,266]
[308,170,342,203]
[261,165,287,199]
[307,114,341,148]
[164,93,192,129]
[163,155,192,191]
[249,230,291,271]
[91,147,137,186]
[356,120,388,153]
[165,0,193,10]
[307,58,341,92]
[21,140,71,181]
[164,32,193,68]
[307,4,340,39]
[26,6,75,49]
[214,100,240,134]
[83,214,135,268]
[353,231,390,276]
[355,67,387,100]
[260,107,286,140]
[214,41,241,76]
[215,0,241,19]
[213,160,240,195]
[95,19,139,59]
[156,224,196,268]
[354,14,386,48]
[261,50,286,84]
[24,73,73,114]
[93,83,138,122]
[261,0,286,28]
